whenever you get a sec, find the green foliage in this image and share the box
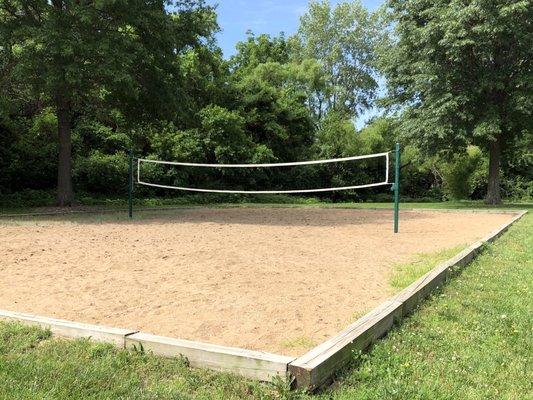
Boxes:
[378,0,532,202]
[1,1,211,119]
[0,189,55,208]
[395,145,444,200]
[0,0,529,205]
[441,146,487,200]
[75,151,128,195]
[0,0,217,204]
[198,105,252,163]
[0,108,58,192]
[177,45,232,127]
[501,176,533,202]
[231,32,290,74]
[291,0,380,119]
[315,112,359,158]
[501,129,533,200]
[379,0,532,149]
[236,61,315,163]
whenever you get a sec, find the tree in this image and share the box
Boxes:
[230,33,316,163]
[0,0,213,205]
[230,32,289,75]
[290,0,380,120]
[235,61,316,163]
[379,0,532,204]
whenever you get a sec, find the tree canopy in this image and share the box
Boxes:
[1,0,215,205]
[378,0,532,204]
[291,0,380,120]
[0,0,530,206]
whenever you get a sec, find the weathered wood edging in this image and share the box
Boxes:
[288,210,527,390]
[0,310,293,381]
[125,332,293,381]
[0,309,136,348]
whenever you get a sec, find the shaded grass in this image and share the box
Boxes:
[1,201,530,227]
[0,208,530,399]
[389,245,466,290]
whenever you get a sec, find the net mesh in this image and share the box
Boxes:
[136,152,391,194]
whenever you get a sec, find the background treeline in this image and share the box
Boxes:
[0,0,531,207]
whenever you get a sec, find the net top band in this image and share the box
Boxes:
[137,151,390,168]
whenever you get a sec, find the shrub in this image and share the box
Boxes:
[74,151,128,195]
[441,146,487,200]
[1,108,58,192]
[501,176,533,201]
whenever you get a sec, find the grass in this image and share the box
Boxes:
[280,336,317,352]
[1,199,530,225]
[0,324,285,400]
[0,205,531,399]
[389,245,466,290]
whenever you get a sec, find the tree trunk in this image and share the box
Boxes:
[56,103,74,206]
[486,136,502,205]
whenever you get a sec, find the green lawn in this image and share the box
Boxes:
[0,205,531,399]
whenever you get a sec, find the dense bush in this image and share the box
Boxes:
[74,151,129,195]
[0,108,58,193]
[501,176,533,201]
[1,105,529,206]
[441,147,487,200]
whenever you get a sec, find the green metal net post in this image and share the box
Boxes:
[393,143,400,233]
[128,148,133,219]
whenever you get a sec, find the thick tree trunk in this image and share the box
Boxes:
[486,136,502,205]
[56,103,74,206]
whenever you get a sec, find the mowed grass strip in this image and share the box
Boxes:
[0,211,530,399]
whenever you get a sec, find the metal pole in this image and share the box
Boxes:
[393,143,400,233]
[128,148,133,219]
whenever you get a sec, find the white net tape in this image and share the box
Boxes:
[137,151,390,194]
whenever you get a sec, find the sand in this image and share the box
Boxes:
[0,208,515,356]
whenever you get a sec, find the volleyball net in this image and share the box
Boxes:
[128,144,401,232]
[135,152,390,194]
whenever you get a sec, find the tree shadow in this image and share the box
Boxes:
[0,206,441,228]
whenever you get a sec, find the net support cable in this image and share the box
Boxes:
[136,152,391,195]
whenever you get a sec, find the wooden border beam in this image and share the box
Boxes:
[289,210,527,390]
[125,332,294,381]
[0,309,135,348]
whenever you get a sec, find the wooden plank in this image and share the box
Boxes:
[289,300,403,389]
[125,332,294,382]
[0,309,135,347]
[392,241,483,314]
[289,210,527,391]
